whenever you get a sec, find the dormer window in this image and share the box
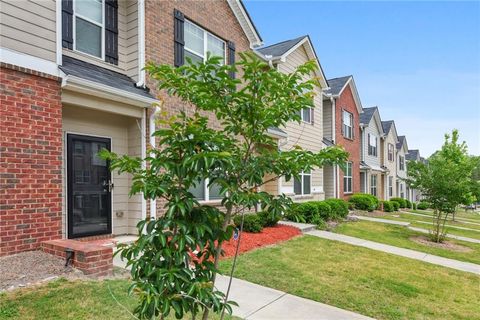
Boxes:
[74,0,104,58]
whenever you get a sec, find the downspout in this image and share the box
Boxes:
[149,105,160,219]
[330,96,339,198]
[136,0,146,87]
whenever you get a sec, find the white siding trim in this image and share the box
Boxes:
[281,186,294,194]
[0,46,59,77]
[136,0,146,86]
[56,0,62,66]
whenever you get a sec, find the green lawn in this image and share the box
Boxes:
[393,212,480,230]
[219,236,480,320]
[0,279,239,320]
[411,209,480,222]
[333,220,480,264]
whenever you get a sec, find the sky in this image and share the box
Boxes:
[244,0,480,157]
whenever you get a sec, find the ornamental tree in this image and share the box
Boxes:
[101,52,348,319]
[406,130,475,242]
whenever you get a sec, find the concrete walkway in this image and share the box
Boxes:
[279,220,317,232]
[305,230,480,275]
[215,275,374,320]
[353,215,410,226]
[412,220,480,232]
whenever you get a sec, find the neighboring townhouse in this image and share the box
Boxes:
[322,75,363,199]
[396,136,409,199]
[381,120,399,200]
[255,36,329,202]
[0,0,261,256]
[405,149,422,202]
[359,107,387,199]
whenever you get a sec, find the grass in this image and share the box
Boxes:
[0,278,239,320]
[412,209,480,222]
[219,236,480,320]
[333,220,480,264]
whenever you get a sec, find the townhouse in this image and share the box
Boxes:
[322,76,363,199]
[381,120,399,200]
[396,135,409,199]
[255,36,329,201]
[0,0,261,256]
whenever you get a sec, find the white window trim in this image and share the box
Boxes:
[294,171,312,196]
[368,134,377,157]
[370,175,377,196]
[300,107,312,124]
[343,162,353,194]
[184,20,226,64]
[73,0,105,60]
[388,143,394,162]
[195,178,223,203]
[342,110,353,139]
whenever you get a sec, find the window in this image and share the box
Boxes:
[389,176,393,197]
[400,183,404,198]
[399,156,405,171]
[342,110,353,139]
[370,175,377,196]
[74,0,104,58]
[296,108,312,124]
[388,143,394,161]
[184,20,225,64]
[368,134,377,157]
[189,178,222,201]
[294,171,311,195]
[343,162,353,193]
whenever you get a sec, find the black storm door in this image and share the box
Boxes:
[67,134,112,238]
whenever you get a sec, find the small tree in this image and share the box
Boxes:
[102,53,348,319]
[406,130,475,242]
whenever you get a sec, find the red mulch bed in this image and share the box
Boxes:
[220,224,301,259]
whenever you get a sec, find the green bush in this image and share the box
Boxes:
[286,202,319,223]
[405,199,412,209]
[324,199,349,219]
[412,203,417,210]
[233,214,263,233]
[390,197,407,208]
[417,201,430,210]
[258,211,281,227]
[382,201,394,212]
[349,193,378,211]
[312,201,332,222]
[391,201,400,211]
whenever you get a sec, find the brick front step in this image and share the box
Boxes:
[41,239,113,277]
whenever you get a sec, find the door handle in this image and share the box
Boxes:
[102,180,114,192]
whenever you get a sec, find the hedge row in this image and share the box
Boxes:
[233,211,281,233]
[285,199,349,225]
[348,193,379,212]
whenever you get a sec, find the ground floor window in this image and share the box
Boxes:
[294,171,311,195]
[389,176,393,197]
[344,162,353,193]
[370,174,377,196]
[189,178,222,201]
[400,182,404,198]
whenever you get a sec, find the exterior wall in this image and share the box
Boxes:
[396,145,408,198]
[362,119,382,169]
[383,131,397,200]
[0,65,62,256]
[323,99,333,140]
[334,84,361,199]
[62,104,142,236]
[277,45,325,202]
[144,0,252,214]
[323,166,335,198]
[0,0,57,62]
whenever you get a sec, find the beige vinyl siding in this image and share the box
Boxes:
[277,45,324,201]
[125,0,139,80]
[383,130,397,199]
[62,105,142,236]
[0,0,57,62]
[323,99,333,140]
[323,166,335,199]
[362,119,382,169]
[127,118,142,234]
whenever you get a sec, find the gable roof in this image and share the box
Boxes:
[360,106,377,125]
[255,35,328,89]
[406,149,420,161]
[324,75,363,114]
[382,120,394,134]
[324,76,351,95]
[227,0,262,47]
[397,135,408,152]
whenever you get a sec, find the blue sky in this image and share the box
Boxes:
[244,0,480,157]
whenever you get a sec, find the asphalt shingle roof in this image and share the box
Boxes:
[256,36,306,57]
[360,107,378,125]
[397,136,406,150]
[60,55,153,99]
[381,120,394,134]
[406,149,420,161]
[324,76,351,95]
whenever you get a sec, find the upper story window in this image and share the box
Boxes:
[343,162,353,193]
[368,133,378,157]
[184,20,225,65]
[399,155,405,171]
[74,0,104,58]
[294,171,311,196]
[296,108,312,124]
[388,143,394,161]
[342,110,353,139]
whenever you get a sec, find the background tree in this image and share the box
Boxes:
[102,53,348,320]
[406,130,475,242]
[468,155,480,208]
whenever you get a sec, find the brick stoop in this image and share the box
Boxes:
[41,239,114,277]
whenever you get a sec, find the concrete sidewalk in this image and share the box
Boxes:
[306,230,480,275]
[353,215,410,226]
[408,226,480,244]
[215,275,374,320]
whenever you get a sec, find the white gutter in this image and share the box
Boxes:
[136,0,146,87]
[55,0,62,67]
[149,105,161,219]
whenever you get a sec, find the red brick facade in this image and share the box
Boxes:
[0,64,63,256]
[144,0,252,215]
[335,84,361,200]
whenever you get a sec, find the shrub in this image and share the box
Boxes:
[382,201,394,212]
[391,201,400,211]
[390,197,407,208]
[405,199,412,209]
[233,214,263,233]
[417,201,430,210]
[412,203,417,210]
[324,199,349,219]
[285,202,319,223]
[349,193,378,212]
[258,211,281,227]
[312,201,332,222]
